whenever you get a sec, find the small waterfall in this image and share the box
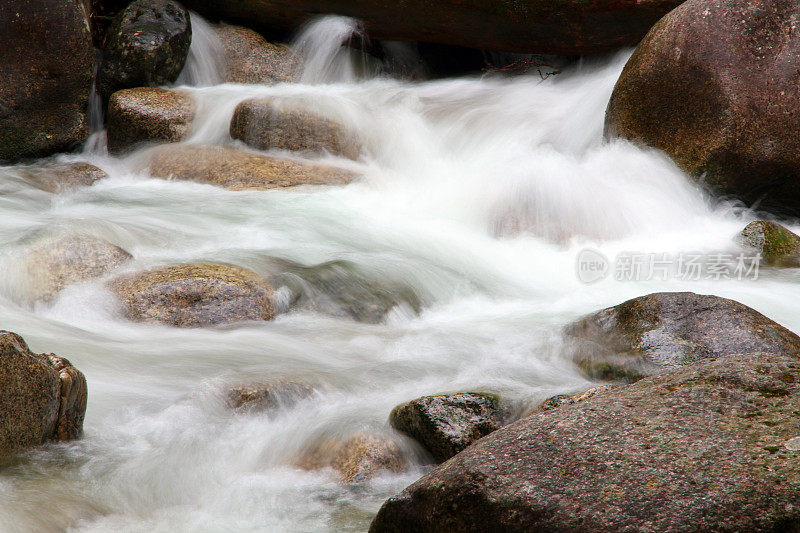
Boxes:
[176,12,225,87]
[83,48,107,154]
[293,16,376,84]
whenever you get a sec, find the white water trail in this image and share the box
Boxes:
[176,12,225,87]
[0,14,796,533]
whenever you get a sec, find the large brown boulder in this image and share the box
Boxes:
[24,234,132,302]
[107,87,195,154]
[605,0,800,213]
[216,25,298,84]
[0,0,93,161]
[230,98,361,160]
[109,263,275,327]
[97,0,192,98]
[371,352,800,532]
[565,292,800,382]
[181,0,683,55]
[0,331,87,458]
[147,145,355,190]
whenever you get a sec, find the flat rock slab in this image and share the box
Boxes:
[147,144,355,191]
[371,352,800,532]
[109,263,275,327]
[565,291,800,382]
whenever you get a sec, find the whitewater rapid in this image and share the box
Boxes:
[0,14,798,533]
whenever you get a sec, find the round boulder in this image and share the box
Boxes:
[0,331,87,458]
[389,393,508,463]
[738,220,800,267]
[109,263,275,327]
[107,87,195,154]
[98,0,192,98]
[605,0,800,213]
[230,98,361,160]
[0,0,93,161]
[565,291,800,382]
[216,25,298,84]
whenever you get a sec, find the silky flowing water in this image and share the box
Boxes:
[0,15,798,533]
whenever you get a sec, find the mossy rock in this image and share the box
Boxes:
[738,221,800,267]
[109,263,275,327]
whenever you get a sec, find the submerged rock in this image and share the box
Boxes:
[25,234,132,302]
[216,25,298,84]
[0,331,87,458]
[107,87,195,154]
[147,145,355,190]
[605,0,800,214]
[230,98,361,159]
[297,433,407,483]
[98,0,192,98]
[272,260,421,324]
[738,221,800,267]
[18,162,108,193]
[180,0,682,55]
[0,0,93,161]
[370,352,800,532]
[566,292,800,382]
[227,380,315,412]
[389,393,508,463]
[109,263,275,327]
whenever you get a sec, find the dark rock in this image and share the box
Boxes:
[230,98,361,160]
[180,0,683,55]
[0,331,87,458]
[109,263,275,327]
[226,380,315,412]
[371,352,800,532]
[389,393,508,463]
[605,0,800,214]
[25,234,132,302]
[0,0,93,161]
[297,433,407,483]
[272,260,421,324]
[147,144,355,190]
[738,221,800,267]
[98,0,191,98]
[107,87,195,154]
[216,25,298,84]
[19,162,108,193]
[566,292,800,382]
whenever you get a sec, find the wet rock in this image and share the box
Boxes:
[738,221,800,267]
[605,0,800,214]
[216,25,298,84]
[566,292,800,383]
[227,380,315,412]
[147,144,355,190]
[98,0,192,98]
[0,0,93,161]
[527,384,618,415]
[272,260,421,324]
[0,331,87,458]
[230,98,361,160]
[19,162,108,193]
[180,0,682,55]
[370,352,800,532]
[389,393,508,463]
[25,234,132,302]
[297,433,407,483]
[107,87,195,154]
[109,263,275,327]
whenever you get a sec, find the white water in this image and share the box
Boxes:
[1,14,799,533]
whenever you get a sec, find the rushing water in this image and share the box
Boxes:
[1,14,799,533]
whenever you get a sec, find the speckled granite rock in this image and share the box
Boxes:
[19,162,108,192]
[297,433,407,483]
[107,87,195,153]
[216,25,298,84]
